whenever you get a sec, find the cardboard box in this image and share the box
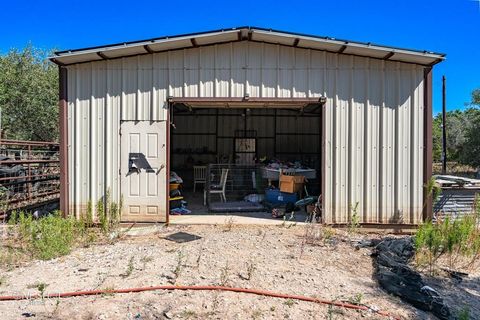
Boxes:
[279,175,305,194]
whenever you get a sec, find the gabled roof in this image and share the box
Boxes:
[50,26,445,66]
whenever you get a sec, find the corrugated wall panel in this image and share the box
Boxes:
[351,56,366,222]
[367,59,382,222]
[200,46,215,97]
[323,52,335,222]
[247,42,262,97]
[215,44,231,98]
[184,49,199,97]
[67,41,426,224]
[67,66,76,215]
[323,54,425,224]
[106,59,122,207]
[231,42,246,97]
[262,43,277,98]
[153,52,169,120]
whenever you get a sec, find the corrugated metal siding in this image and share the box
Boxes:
[323,57,424,224]
[67,60,122,218]
[434,189,480,220]
[66,41,425,224]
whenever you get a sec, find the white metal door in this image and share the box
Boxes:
[120,121,167,222]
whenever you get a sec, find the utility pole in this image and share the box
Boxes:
[442,75,447,175]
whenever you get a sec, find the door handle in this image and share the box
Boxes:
[156,164,165,175]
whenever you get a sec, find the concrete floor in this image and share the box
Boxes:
[170,190,308,225]
[169,212,306,225]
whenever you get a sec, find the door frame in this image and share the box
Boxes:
[166,103,171,224]
[166,97,325,221]
[119,120,169,223]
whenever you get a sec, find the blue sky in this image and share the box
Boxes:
[1,0,479,114]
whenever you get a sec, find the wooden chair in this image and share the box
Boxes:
[193,166,207,192]
[204,168,229,205]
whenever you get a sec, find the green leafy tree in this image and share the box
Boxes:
[459,107,480,167]
[472,89,480,105]
[0,45,58,141]
[432,114,442,162]
[432,88,480,168]
[446,110,471,161]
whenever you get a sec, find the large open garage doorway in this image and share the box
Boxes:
[168,98,324,223]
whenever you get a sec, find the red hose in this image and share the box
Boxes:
[0,285,399,319]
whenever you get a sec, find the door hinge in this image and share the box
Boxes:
[118,168,121,176]
[119,127,122,136]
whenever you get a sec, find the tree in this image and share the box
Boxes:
[0,45,58,141]
[432,114,442,162]
[432,88,480,169]
[459,107,480,168]
[472,89,480,105]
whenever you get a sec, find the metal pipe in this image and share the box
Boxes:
[6,191,59,205]
[0,139,59,146]
[0,159,59,164]
[442,75,447,175]
[0,174,59,183]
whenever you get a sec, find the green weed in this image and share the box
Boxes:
[284,299,296,308]
[415,197,480,273]
[424,177,442,211]
[245,260,256,280]
[9,211,80,260]
[97,189,122,235]
[348,202,360,233]
[219,261,230,286]
[101,286,116,297]
[174,251,186,282]
[349,293,363,305]
[121,256,135,278]
[457,306,470,320]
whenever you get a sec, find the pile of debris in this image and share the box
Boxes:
[371,238,451,320]
[434,175,480,221]
[435,175,480,188]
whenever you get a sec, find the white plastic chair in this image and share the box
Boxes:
[193,166,207,192]
[204,168,229,205]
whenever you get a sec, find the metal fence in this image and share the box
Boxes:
[205,164,267,207]
[0,139,60,220]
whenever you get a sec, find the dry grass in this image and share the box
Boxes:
[433,162,478,177]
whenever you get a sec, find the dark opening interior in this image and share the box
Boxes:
[169,102,322,217]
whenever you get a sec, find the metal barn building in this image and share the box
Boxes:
[50,27,445,225]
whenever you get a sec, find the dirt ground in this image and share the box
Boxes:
[0,224,474,320]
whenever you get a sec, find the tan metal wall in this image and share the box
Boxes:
[66,41,425,224]
[322,56,424,224]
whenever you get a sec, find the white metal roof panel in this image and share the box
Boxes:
[148,38,194,51]
[193,30,239,45]
[51,27,445,66]
[52,52,103,65]
[102,45,149,58]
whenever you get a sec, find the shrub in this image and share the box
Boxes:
[9,211,80,260]
[415,198,480,273]
[348,202,360,233]
[98,189,122,234]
